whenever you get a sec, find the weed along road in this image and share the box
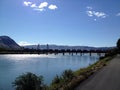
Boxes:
[75,55,120,90]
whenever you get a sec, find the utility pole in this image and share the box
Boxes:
[37,44,40,54]
[46,44,49,55]
[37,44,40,50]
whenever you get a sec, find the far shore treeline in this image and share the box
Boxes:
[0,36,114,54]
[0,47,110,55]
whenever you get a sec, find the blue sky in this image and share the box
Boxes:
[0,0,120,47]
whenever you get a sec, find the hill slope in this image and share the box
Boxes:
[0,36,21,50]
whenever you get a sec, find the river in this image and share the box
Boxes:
[0,53,101,90]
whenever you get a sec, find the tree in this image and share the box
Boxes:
[117,39,120,50]
[13,72,45,90]
[117,39,120,54]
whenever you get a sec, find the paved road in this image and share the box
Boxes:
[75,55,120,90]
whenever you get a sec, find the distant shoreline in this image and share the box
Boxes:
[0,49,107,55]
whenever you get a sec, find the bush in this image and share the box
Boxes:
[50,75,62,90]
[51,75,61,85]
[62,69,75,82]
[12,72,46,90]
[50,69,75,90]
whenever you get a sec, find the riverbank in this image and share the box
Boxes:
[55,55,115,90]
[75,55,120,90]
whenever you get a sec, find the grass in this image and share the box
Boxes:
[57,55,116,90]
[75,56,112,76]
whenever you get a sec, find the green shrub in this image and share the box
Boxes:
[50,75,62,90]
[13,72,46,90]
[51,75,61,85]
[50,69,75,90]
[62,69,75,82]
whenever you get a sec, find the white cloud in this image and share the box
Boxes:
[23,1,32,6]
[18,41,34,46]
[94,19,97,21]
[86,11,93,17]
[86,6,107,19]
[34,8,45,12]
[87,6,93,10]
[48,5,58,10]
[93,11,107,18]
[39,2,48,9]
[31,4,37,8]
[23,1,58,12]
[116,13,120,16]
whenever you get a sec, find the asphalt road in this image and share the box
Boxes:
[75,55,120,90]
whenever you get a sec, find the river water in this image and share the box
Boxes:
[0,53,100,90]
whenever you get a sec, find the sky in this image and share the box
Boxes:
[0,0,120,47]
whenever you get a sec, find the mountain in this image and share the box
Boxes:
[24,44,112,51]
[0,36,21,50]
